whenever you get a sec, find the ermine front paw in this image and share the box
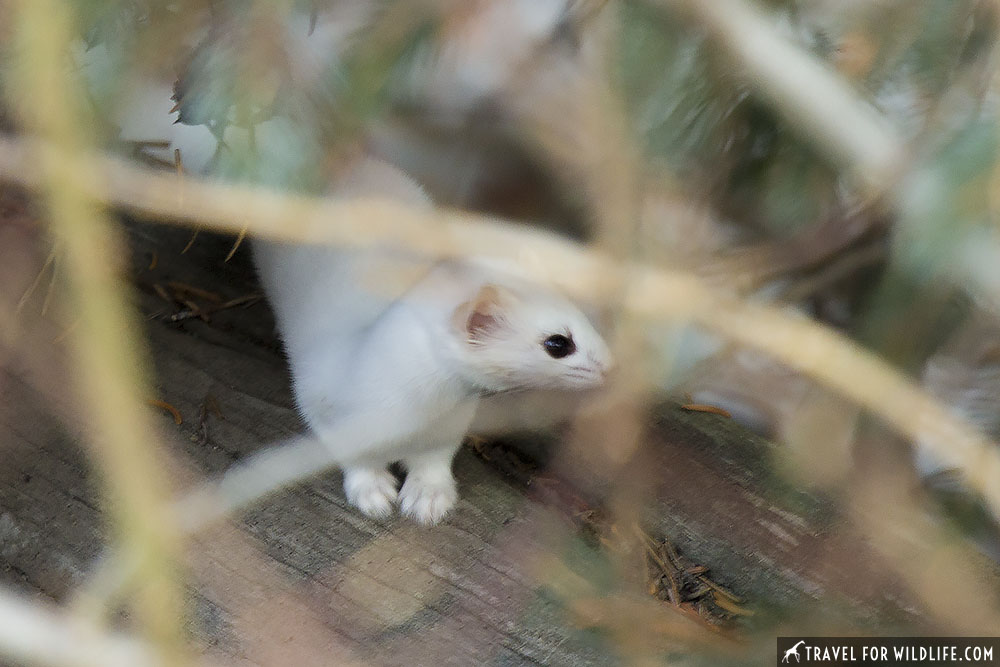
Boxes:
[343,467,398,518]
[399,474,458,525]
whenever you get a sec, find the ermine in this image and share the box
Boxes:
[108,76,611,523]
[254,158,611,524]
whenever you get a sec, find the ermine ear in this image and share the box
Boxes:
[452,284,511,341]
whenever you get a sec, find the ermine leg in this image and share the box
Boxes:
[342,465,398,518]
[399,445,461,525]
[312,410,415,518]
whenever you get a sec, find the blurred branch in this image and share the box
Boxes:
[172,435,328,534]
[5,3,188,664]
[1,133,999,520]
[0,589,175,667]
[654,0,905,195]
[0,133,611,296]
[76,435,327,616]
[651,0,1000,320]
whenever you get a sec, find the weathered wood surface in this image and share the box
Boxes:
[0,212,983,666]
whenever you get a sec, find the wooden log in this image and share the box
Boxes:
[0,214,984,665]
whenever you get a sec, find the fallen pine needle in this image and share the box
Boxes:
[680,404,733,418]
[147,399,182,425]
[181,229,199,254]
[225,226,247,262]
[166,281,222,303]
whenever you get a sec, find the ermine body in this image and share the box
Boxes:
[254,159,611,523]
[107,76,610,523]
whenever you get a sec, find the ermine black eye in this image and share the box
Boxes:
[543,334,576,359]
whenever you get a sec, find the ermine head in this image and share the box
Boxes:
[450,283,612,393]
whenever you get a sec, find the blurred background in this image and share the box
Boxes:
[2,0,1000,665]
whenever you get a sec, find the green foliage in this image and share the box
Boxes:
[619,1,841,235]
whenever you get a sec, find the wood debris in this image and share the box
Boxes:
[633,524,753,625]
[467,437,750,629]
[680,403,733,418]
[149,280,261,324]
[196,393,224,445]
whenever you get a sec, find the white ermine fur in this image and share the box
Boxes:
[107,78,610,524]
[254,158,611,523]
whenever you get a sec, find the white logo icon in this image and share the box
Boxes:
[782,640,807,663]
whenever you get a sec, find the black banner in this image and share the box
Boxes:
[777,638,1000,666]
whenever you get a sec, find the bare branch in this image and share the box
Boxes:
[0,589,167,667]
[5,2,189,661]
[172,435,331,534]
[1,133,999,521]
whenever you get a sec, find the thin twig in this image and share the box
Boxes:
[15,246,56,315]
[224,226,248,262]
[40,252,59,316]
[176,149,199,255]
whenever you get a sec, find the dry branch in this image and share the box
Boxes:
[0,590,173,667]
[2,0,998,661]
[5,3,189,664]
[1,134,999,522]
